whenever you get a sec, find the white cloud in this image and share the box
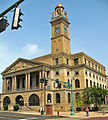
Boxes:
[21,43,43,57]
[0,42,46,93]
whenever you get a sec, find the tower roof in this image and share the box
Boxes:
[55,4,64,10]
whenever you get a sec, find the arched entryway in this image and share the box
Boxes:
[3,96,11,105]
[29,94,40,106]
[16,95,24,106]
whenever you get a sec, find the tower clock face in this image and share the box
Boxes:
[64,28,67,34]
[55,27,60,33]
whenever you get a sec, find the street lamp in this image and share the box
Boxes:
[71,75,75,115]
[101,97,105,115]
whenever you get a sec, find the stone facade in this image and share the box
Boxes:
[0,4,107,112]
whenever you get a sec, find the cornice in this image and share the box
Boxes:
[52,52,71,58]
[71,52,105,68]
[51,34,70,41]
[50,15,70,25]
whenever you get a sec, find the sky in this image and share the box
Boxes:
[0,0,108,93]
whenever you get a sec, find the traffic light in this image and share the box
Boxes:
[45,79,48,86]
[0,18,9,33]
[58,83,61,88]
[12,7,23,30]
[40,78,44,83]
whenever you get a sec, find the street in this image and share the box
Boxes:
[0,112,69,120]
[1,112,108,120]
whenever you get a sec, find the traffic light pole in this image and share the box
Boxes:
[0,0,24,18]
[71,77,75,115]
[43,70,46,113]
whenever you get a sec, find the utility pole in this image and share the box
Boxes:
[44,69,46,113]
[71,76,75,115]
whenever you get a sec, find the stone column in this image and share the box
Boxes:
[14,76,16,92]
[28,73,30,90]
[2,77,6,93]
[25,73,28,90]
[12,76,15,92]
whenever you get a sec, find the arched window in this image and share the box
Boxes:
[76,92,79,99]
[86,79,88,87]
[75,79,80,88]
[16,95,24,106]
[68,93,71,103]
[29,94,40,106]
[56,93,60,103]
[97,83,99,88]
[3,96,11,105]
[47,93,51,103]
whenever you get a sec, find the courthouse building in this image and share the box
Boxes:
[0,4,107,112]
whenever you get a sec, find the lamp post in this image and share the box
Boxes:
[101,97,105,115]
[71,76,75,115]
[103,100,105,115]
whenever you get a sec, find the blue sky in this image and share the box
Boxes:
[0,0,108,92]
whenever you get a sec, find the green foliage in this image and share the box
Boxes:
[75,93,83,107]
[83,86,108,106]
[3,104,8,111]
[13,104,19,111]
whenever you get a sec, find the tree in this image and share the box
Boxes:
[75,93,83,108]
[83,86,108,107]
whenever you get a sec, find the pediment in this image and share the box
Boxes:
[2,58,41,74]
[8,61,36,73]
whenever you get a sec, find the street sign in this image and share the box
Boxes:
[64,82,71,85]
[64,85,71,88]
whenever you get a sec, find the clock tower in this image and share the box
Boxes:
[50,4,71,55]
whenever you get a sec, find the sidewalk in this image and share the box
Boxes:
[19,111,108,119]
[56,111,108,119]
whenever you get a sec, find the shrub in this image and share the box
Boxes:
[3,104,8,111]
[13,104,19,111]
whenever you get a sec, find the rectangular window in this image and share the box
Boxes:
[74,58,78,65]
[85,59,86,64]
[22,78,25,89]
[30,77,33,88]
[17,79,20,89]
[67,58,69,65]
[92,63,94,68]
[89,61,90,66]
[95,65,97,70]
[98,67,100,72]
[56,58,58,65]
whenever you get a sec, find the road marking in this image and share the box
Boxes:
[0,117,5,118]
[19,119,27,120]
[19,118,37,120]
[29,118,38,120]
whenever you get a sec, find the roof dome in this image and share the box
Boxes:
[55,4,64,10]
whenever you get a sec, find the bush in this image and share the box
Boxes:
[92,107,98,111]
[3,104,8,111]
[13,104,19,111]
[76,107,81,111]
